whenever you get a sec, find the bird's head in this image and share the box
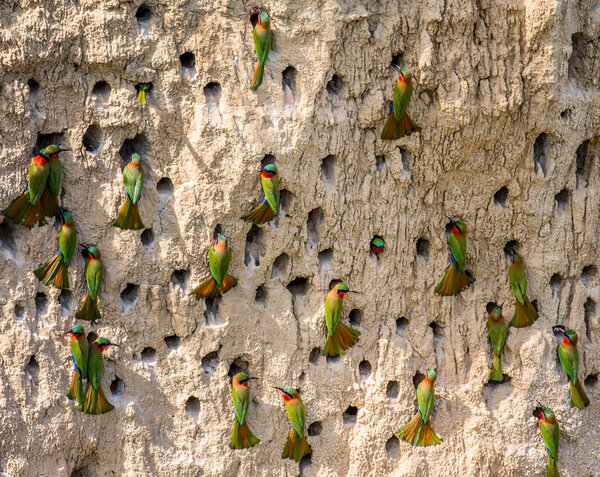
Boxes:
[131,153,141,165]
[45,144,70,157]
[65,324,85,337]
[86,245,101,260]
[96,337,120,352]
[399,67,412,83]
[262,164,277,178]
[563,329,578,345]
[426,368,437,381]
[274,386,297,401]
[258,11,270,26]
[234,373,258,387]
[512,251,523,264]
[335,282,357,298]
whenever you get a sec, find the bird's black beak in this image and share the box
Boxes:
[446,216,457,226]
[59,148,71,153]
[247,377,259,381]
[552,325,565,335]
[63,330,72,335]
[348,290,358,294]
[273,386,284,392]
[108,343,121,348]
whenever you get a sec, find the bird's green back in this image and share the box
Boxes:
[392,79,412,122]
[86,257,104,300]
[508,264,527,304]
[324,292,342,336]
[285,393,306,439]
[59,221,76,266]
[123,163,144,204]
[208,243,231,287]
[540,417,559,461]
[232,384,250,425]
[417,380,435,423]
[87,342,104,390]
[558,344,579,386]
[47,157,61,195]
[28,159,49,204]
[253,16,271,65]
[487,318,507,357]
[448,230,467,271]
[71,335,89,380]
[262,174,279,214]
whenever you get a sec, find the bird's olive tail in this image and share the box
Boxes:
[67,371,86,408]
[137,90,147,105]
[282,429,311,462]
[241,201,274,224]
[83,382,114,415]
[435,261,476,296]
[546,454,559,477]
[250,61,265,91]
[321,323,360,357]
[2,191,45,227]
[381,111,421,140]
[190,276,219,299]
[219,274,238,295]
[510,296,538,328]
[75,291,101,321]
[113,196,144,230]
[569,378,590,409]
[230,420,261,449]
[396,412,441,447]
[40,188,59,218]
[34,253,69,289]
[490,354,504,381]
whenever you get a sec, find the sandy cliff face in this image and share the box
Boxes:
[1,0,600,476]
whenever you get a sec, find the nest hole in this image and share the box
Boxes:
[327,74,343,96]
[286,277,309,298]
[307,207,324,246]
[35,292,48,318]
[91,81,111,103]
[201,350,219,376]
[244,225,262,267]
[359,360,372,379]
[110,376,125,395]
[120,283,139,312]
[581,265,597,284]
[416,238,430,258]
[533,133,549,176]
[343,405,358,425]
[318,248,333,271]
[375,155,386,171]
[321,155,336,185]
[157,177,174,198]
[119,133,150,165]
[141,347,156,363]
[349,309,362,327]
[549,274,564,294]
[396,317,408,333]
[412,371,425,389]
[554,189,571,214]
[270,252,290,279]
[170,269,190,288]
[204,82,221,105]
[164,335,180,350]
[386,380,399,399]
[204,297,221,327]
[180,52,196,69]
[494,187,508,206]
[255,285,266,304]
[308,421,322,436]
[82,124,104,153]
[386,435,400,460]
[309,347,321,365]
[141,228,154,248]
[228,357,249,379]
[185,396,200,418]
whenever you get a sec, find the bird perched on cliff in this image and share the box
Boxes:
[321,283,360,357]
[538,404,559,477]
[230,373,260,449]
[381,66,420,140]
[113,153,144,230]
[241,164,279,224]
[40,144,64,218]
[435,217,475,296]
[75,246,104,321]
[487,305,507,381]
[66,324,89,410]
[34,210,76,289]
[83,337,120,415]
[250,11,272,91]
[508,252,538,327]
[190,234,238,299]
[2,146,68,227]
[553,327,590,409]
[274,386,311,462]
[370,236,384,257]
[136,83,151,104]
[396,368,441,446]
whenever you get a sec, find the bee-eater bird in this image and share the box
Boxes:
[370,236,384,256]
[508,252,538,327]
[381,67,421,140]
[136,83,151,104]
[34,210,76,289]
[113,153,144,230]
[538,404,559,477]
[83,337,120,415]
[190,234,238,299]
[66,324,89,409]
[2,148,50,227]
[40,144,68,218]
[321,283,360,357]
[396,368,442,446]
[75,246,104,321]
[487,305,507,381]
[274,386,311,462]
[435,217,475,296]
[250,12,272,91]
[230,373,260,449]
[241,164,279,224]
[555,328,590,409]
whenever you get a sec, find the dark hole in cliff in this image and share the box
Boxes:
[244,225,262,267]
[531,299,539,313]
[359,360,371,379]
[201,350,219,376]
[309,347,321,365]
[26,356,39,384]
[504,240,519,262]
[157,177,174,198]
[204,297,221,326]
[413,371,425,389]
[386,435,400,459]
[318,248,333,271]
[279,188,293,217]
[204,82,221,105]
[140,228,154,248]
[110,376,125,395]
[15,303,24,320]
[255,285,266,304]
[386,380,399,399]
[576,139,594,188]
[58,289,73,316]
[308,421,322,436]
[568,33,597,88]
[343,405,358,425]
[164,334,180,350]
[120,283,139,312]
[0,222,16,259]
[180,52,196,69]
[328,279,342,290]
[261,154,276,169]
[186,396,200,418]
[27,78,40,102]
[92,80,111,103]
[321,155,336,185]
[396,317,408,333]
[86,332,98,346]
[327,74,343,96]
[390,53,403,69]
[554,189,570,214]
[299,454,312,474]
[270,252,289,279]
[35,132,64,155]
[585,374,598,388]
[533,133,548,176]
[228,357,249,379]
[429,321,440,339]
[82,124,103,153]
[494,187,508,206]
[307,207,324,246]
[585,297,596,339]
[287,277,309,297]
[486,302,497,314]
[375,155,386,171]
[326,355,341,365]
[119,133,150,166]
[170,269,190,288]
[135,4,152,24]
[282,66,297,104]
[141,347,156,363]
[581,265,597,284]
[35,292,48,317]
[416,238,430,258]
[349,309,362,327]
[550,274,564,294]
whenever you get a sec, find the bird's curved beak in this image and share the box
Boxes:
[63,330,72,335]
[59,148,71,153]
[247,377,259,380]
[446,216,457,226]
[273,386,284,392]
[108,343,121,348]
[348,290,359,294]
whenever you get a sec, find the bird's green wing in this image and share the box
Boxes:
[287,400,306,439]
[208,245,230,287]
[28,162,49,204]
[558,345,578,386]
[417,382,435,423]
[87,346,104,390]
[59,224,77,266]
[123,166,144,204]
[509,267,527,305]
[133,167,144,204]
[253,27,264,63]
[262,175,279,214]
[540,420,559,462]
[232,386,249,425]
[86,259,104,300]
[324,297,341,336]
[488,320,507,357]
[48,158,61,195]
[392,80,412,122]
[448,232,467,271]
[70,340,87,378]
[254,28,271,66]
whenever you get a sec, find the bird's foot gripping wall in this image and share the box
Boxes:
[1,0,600,476]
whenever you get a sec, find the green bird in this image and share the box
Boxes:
[190,234,238,299]
[113,153,144,230]
[381,66,421,140]
[487,305,507,381]
[230,373,260,449]
[538,404,559,477]
[241,164,279,224]
[274,386,311,462]
[321,283,360,357]
[2,148,50,227]
[435,217,476,296]
[75,246,104,321]
[556,328,590,409]
[34,210,76,289]
[396,368,442,446]
[250,12,272,91]
[83,337,120,415]
[508,252,538,327]
[136,83,151,104]
[40,144,67,218]
[66,324,89,410]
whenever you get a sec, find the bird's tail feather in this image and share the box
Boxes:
[322,323,360,357]
[251,61,265,91]
[137,90,147,105]
[40,188,59,218]
[67,372,86,408]
[569,378,590,409]
[546,454,559,477]
[396,412,441,446]
[435,261,475,296]
[282,428,311,462]
[219,274,238,295]
[230,420,261,449]
[381,111,421,140]
[190,276,219,299]
[490,354,504,381]
[83,382,114,415]
[34,253,69,289]
[241,201,274,224]
[76,291,101,321]
[510,295,538,328]
[2,191,45,227]
[113,196,144,230]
